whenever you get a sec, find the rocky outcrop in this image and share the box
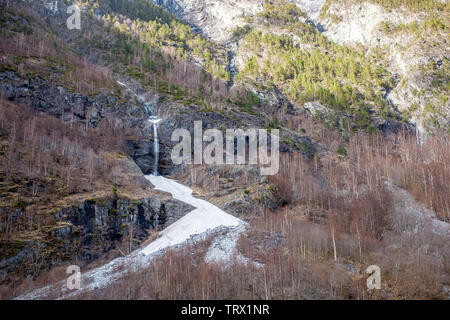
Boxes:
[0,70,166,173]
[0,71,147,128]
[319,2,419,47]
[127,140,159,175]
[149,0,264,43]
[0,193,193,282]
[291,0,326,20]
[0,67,198,281]
[152,100,318,176]
[56,195,193,242]
[316,1,449,136]
[298,101,412,136]
[0,70,192,282]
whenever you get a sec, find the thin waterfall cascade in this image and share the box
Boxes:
[116,80,162,175]
[149,116,162,175]
[143,103,152,117]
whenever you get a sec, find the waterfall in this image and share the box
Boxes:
[115,80,162,175]
[149,116,161,175]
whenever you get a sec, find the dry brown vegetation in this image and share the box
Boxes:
[0,2,119,96]
[57,233,358,300]
[281,113,449,223]
[0,97,136,195]
[265,122,449,298]
[58,200,447,300]
[8,203,448,300]
[0,97,141,257]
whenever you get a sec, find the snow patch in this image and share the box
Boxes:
[143,175,246,256]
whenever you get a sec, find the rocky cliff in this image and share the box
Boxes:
[316,0,449,136]
[150,0,448,136]
[149,0,265,43]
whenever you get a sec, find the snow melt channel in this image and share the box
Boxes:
[143,175,246,259]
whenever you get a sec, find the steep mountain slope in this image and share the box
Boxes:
[153,0,448,136]
[317,0,449,136]
[151,0,411,135]
[17,174,248,300]
[0,0,312,288]
[0,0,449,300]
[0,0,195,284]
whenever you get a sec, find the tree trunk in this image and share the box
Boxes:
[332,227,337,262]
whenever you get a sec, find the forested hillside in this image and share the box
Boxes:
[319,0,449,134]
[234,1,396,133]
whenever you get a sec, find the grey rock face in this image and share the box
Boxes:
[0,195,194,280]
[57,195,194,242]
[0,71,164,173]
[152,101,318,176]
[127,140,158,175]
[149,0,264,43]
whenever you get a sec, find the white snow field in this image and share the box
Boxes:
[143,175,246,256]
[16,176,247,299]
